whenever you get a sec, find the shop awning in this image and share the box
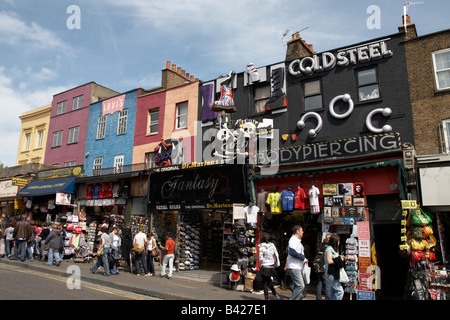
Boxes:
[17,177,76,197]
[249,159,407,200]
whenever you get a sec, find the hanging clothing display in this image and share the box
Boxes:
[256,191,268,214]
[309,185,320,214]
[280,188,295,211]
[244,204,259,227]
[294,186,306,209]
[266,191,282,215]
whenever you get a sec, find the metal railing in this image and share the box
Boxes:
[92,162,149,176]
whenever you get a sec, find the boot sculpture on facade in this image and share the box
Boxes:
[212,71,236,113]
[265,67,287,111]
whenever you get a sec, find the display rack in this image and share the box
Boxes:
[220,219,233,288]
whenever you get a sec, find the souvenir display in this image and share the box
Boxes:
[345,237,358,294]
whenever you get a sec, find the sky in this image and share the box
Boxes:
[0,0,449,168]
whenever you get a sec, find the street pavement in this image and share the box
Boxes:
[0,257,317,301]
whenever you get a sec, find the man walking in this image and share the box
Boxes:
[286,225,308,300]
[12,214,31,262]
[133,226,149,276]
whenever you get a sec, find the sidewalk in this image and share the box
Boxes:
[0,257,316,300]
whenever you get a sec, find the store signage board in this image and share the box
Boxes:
[357,290,375,300]
[357,221,370,240]
[12,178,28,187]
[102,94,125,116]
[401,200,417,209]
[56,192,71,205]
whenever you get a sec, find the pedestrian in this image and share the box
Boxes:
[90,226,111,276]
[315,238,330,300]
[147,232,157,276]
[39,222,50,261]
[33,221,43,260]
[258,232,281,300]
[5,222,14,258]
[26,219,36,261]
[109,226,121,275]
[324,234,345,300]
[0,216,6,258]
[286,225,308,300]
[120,225,133,267]
[45,224,64,266]
[12,214,31,261]
[158,233,176,279]
[133,226,150,276]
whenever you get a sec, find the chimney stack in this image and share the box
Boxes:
[398,14,417,40]
[285,32,315,61]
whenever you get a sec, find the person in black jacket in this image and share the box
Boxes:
[45,224,64,266]
[324,235,345,300]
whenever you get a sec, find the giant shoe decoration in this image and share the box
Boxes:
[265,67,287,111]
[212,71,236,113]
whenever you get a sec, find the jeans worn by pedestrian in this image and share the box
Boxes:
[135,252,148,275]
[6,239,13,257]
[288,268,305,300]
[91,247,111,275]
[325,273,344,300]
[47,247,62,266]
[13,239,27,261]
[316,272,330,300]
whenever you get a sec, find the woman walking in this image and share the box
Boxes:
[258,233,281,300]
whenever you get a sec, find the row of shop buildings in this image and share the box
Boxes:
[1,16,449,299]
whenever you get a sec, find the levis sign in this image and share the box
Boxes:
[288,38,393,77]
[102,94,125,116]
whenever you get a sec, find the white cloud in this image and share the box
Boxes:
[0,11,70,52]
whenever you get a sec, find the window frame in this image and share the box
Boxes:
[114,155,124,173]
[254,84,271,113]
[303,78,323,111]
[93,157,103,175]
[57,101,67,115]
[432,48,450,91]
[96,115,107,139]
[148,109,159,134]
[175,102,188,130]
[52,130,63,148]
[72,95,84,111]
[68,126,80,144]
[443,119,450,153]
[36,130,43,148]
[356,67,381,102]
[117,109,128,135]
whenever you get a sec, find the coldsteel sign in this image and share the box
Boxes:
[288,39,393,77]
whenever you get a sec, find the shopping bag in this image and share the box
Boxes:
[339,268,349,284]
[303,262,311,284]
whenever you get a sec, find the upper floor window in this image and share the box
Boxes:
[52,130,63,147]
[433,48,450,90]
[57,101,67,115]
[114,155,124,173]
[24,133,31,151]
[93,157,103,175]
[36,130,43,148]
[357,68,380,101]
[148,109,159,134]
[145,152,155,169]
[68,126,80,144]
[65,161,76,167]
[442,119,450,153]
[117,109,128,135]
[96,115,107,139]
[72,95,84,110]
[176,102,188,129]
[254,85,271,113]
[304,79,323,111]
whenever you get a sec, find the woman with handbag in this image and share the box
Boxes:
[90,226,111,276]
[147,233,158,276]
[324,234,345,300]
[109,226,121,275]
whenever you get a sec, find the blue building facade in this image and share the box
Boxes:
[84,89,138,176]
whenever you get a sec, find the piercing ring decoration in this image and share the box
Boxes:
[329,94,354,119]
[297,112,323,138]
[365,107,393,133]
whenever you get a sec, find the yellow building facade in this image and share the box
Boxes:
[16,104,51,165]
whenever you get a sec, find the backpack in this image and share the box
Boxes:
[313,252,325,274]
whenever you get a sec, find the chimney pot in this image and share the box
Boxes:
[177,67,181,74]
[172,64,176,71]
[166,61,171,69]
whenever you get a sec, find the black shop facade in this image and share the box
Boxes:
[148,163,250,272]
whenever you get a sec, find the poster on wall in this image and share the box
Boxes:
[323,182,366,225]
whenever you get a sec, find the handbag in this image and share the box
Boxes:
[97,246,104,256]
[339,267,349,284]
[112,249,121,260]
[133,243,144,254]
[151,248,160,257]
[43,237,55,251]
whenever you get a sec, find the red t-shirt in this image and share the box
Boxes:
[165,238,176,255]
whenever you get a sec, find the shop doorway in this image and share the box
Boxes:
[373,223,409,299]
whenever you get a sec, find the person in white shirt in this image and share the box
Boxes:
[286,225,308,300]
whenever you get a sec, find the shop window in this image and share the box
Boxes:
[433,48,450,90]
[117,109,128,135]
[148,109,159,134]
[52,130,63,148]
[72,95,83,110]
[68,126,80,144]
[96,115,107,139]
[176,102,188,129]
[254,85,270,113]
[57,100,67,115]
[304,79,323,111]
[357,68,380,101]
